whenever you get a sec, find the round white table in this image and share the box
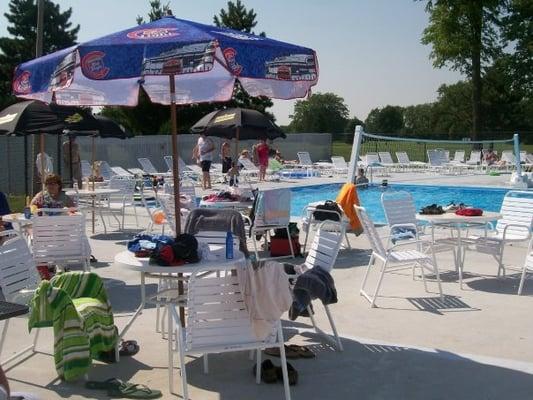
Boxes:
[114,245,246,339]
[65,188,120,233]
[416,211,502,287]
[2,213,32,231]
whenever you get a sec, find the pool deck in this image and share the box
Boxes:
[4,171,533,400]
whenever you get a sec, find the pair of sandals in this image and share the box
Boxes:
[98,340,140,363]
[85,378,161,399]
[253,359,298,386]
[420,204,445,215]
[264,344,315,359]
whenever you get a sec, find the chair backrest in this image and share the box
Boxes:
[364,153,381,166]
[32,214,88,264]
[99,161,115,180]
[427,149,447,166]
[304,221,343,272]
[111,166,132,176]
[158,194,177,233]
[497,191,533,239]
[525,239,533,273]
[501,150,516,164]
[254,189,291,226]
[443,150,450,162]
[138,157,159,174]
[519,151,526,162]
[194,230,240,248]
[181,270,273,352]
[381,191,417,228]
[162,183,197,208]
[297,152,313,165]
[378,152,394,165]
[526,153,533,164]
[81,160,92,178]
[354,206,387,258]
[164,155,173,172]
[395,151,410,164]
[452,150,465,163]
[0,231,38,303]
[331,156,347,169]
[109,175,136,202]
[467,150,481,163]
[239,157,259,172]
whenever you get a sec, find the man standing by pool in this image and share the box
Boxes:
[196,134,215,189]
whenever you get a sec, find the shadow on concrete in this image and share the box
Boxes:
[407,295,480,315]
[467,274,532,296]
[334,248,372,269]
[104,278,159,313]
[90,229,142,241]
[182,330,533,400]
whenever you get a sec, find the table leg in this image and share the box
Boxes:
[456,227,463,288]
[178,273,185,326]
[91,198,95,234]
[118,272,146,340]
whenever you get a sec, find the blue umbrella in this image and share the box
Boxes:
[12,15,319,233]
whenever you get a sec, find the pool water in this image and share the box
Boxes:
[290,183,511,223]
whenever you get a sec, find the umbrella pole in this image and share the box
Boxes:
[24,135,28,198]
[169,74,185,327]
[69,136,73,187]
[91,135,96,233]
[40,133,45,192]
[235,126,240,162]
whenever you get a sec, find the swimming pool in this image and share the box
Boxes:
[290,183,512,223]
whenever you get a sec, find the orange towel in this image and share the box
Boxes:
[336,182,363,235]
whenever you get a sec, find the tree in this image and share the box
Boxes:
[288,92,349,133]
[344,116,364,133]
[364,105,404,134]
[421,0,505,140]
[402,103,436,137]
[136,0,170,25]
[501,0,533,96]
[0,0,79,109]
[213,1,272,115]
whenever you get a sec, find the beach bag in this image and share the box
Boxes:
[313,201,342,221]
[172,234,199,263]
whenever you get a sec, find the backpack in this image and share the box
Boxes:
[313,200,342,221]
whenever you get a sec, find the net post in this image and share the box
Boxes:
[513,133,522,176]
[348,125,363,183]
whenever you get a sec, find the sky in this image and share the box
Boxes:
[0,0,463,126]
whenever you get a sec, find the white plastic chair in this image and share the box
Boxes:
[395,151,427,170]
[31,213,91,272]
[378,152,397,170]
[138,157,171,177]
[464,190,533,277]
[81,160,92,179]
[0,230,40,365]
[169,268,291,400]
[238,157,260,181]
[111,166,133,176]
[331,156,348,175]
[250,189,295,260]
[301,202,351,253]
[99,161,116,180]
[290,220,344,351]
[355,206,443,307]
[104,175,138,230]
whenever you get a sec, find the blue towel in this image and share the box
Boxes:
[390,227,417,244]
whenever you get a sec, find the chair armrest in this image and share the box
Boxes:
[388,239,433,252]
[502,224,532,241]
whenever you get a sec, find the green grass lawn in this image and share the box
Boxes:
[7,194,26,213]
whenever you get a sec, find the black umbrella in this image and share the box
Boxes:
[190,108,286,159]
[0,100,89,194]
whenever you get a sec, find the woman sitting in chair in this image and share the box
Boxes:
[30,174,75,209]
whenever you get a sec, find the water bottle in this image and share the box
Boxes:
[225,231,234,259]
[73,181,78,191]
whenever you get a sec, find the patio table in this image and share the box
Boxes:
[2,213,32,235]
[416,211,502,287]
[114,244,246,340]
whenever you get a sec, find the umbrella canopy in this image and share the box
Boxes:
[13,16,318,107]
[190,108,286,141]
[12,15,319,236]
[0,100,66,135]
[66,115,132,139]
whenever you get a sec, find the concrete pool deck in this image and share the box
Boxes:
[3,171,533,400]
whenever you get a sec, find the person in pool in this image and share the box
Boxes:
[355,168,369,187]
[30,174,75,209]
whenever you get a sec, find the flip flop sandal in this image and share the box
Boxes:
[252,359,277,383]
[107,382,162,399]
[85,378,123,391]
[119,340,140,357]
[287,344,315,359]
[264,345,299,359]
[276,362,298,386]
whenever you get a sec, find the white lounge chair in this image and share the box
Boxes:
[378,152,398,171]
[331,156,348,175]
[518,238,533,295]
[103,175,139,231]
[138,157,171,177]
[395,151,427,171]
[355,205,443,307]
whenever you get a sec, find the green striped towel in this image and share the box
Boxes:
[28,272,117,381]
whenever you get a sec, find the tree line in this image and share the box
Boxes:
[0,0,530,141]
